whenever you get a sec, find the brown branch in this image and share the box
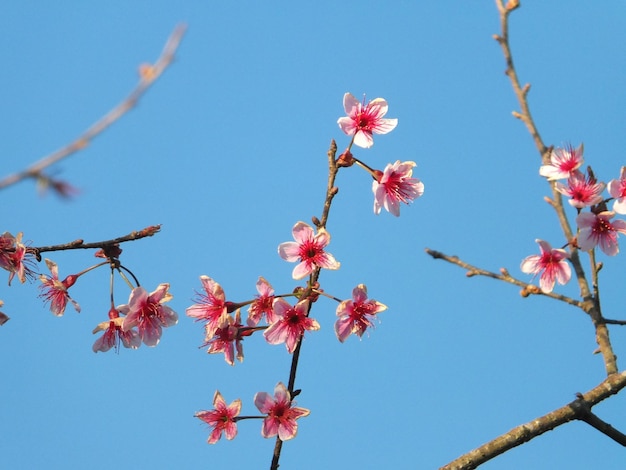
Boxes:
[440,371,626,469]
[0,24,187,190]
[425,248,583,309]
[28,225,161,261]
[493,0,617,375]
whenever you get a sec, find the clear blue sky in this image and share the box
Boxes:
[2,2,626,469]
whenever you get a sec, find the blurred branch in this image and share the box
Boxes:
[0,23,187,191]
[425,248,583,308]
[440,371,626,469]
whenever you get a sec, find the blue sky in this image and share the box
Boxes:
[2,2,626,469]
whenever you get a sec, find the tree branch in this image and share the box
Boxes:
[0,24,187,191]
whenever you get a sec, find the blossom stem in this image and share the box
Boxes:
[353,158,379,180]
[311,289,342,303]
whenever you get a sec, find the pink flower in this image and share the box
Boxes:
[195,390,242,444]
[337,92,398,148]
[264,298,319,353]
[539,144,584,180]
[576,211,626,256]
[38,259,80,316]
[186,276,228,339]
[555,170,605,208]
[278,221,340,280]
[373,160,424,217]
[121,283,178,347]
[247,277,276,326]
[203,310,244,365]
[608,166,626,214]
[0,232,35,285]
[520,239,571,293]
[335,284,388,342]
[254,382,310,441]
[92,308,141,353]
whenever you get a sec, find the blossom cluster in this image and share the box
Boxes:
[521,145,626,292]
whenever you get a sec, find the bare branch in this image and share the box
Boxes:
[440,372,626,469]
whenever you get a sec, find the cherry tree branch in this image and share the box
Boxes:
[425,248,583,308]
[440,371,626,469]
[28,225,161,261]
[493,0,616,375]
[0,24,187,191]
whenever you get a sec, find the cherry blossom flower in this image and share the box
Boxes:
[278,221,340,280]
[92,308,141,353]
[186,275,228,339]
[555,170,605,209]
[121,283,178,347]
[372,160,424,217]
[539,144,584,180]
[337,92,398,148]
[203,310,244,365]
[247,277,276,326]
[38,259,80,316]
[264,298,319,353]
[520,239,571,293]
[0,232,35,285]
[195,390,242,444]
[254,382,310,441]
[608,166,626,214]
[576,211,626,256]
[335,284,388,342]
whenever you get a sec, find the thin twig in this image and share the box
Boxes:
[425,248,583,308]
[0,24,187,190]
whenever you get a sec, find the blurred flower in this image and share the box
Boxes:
[335,284,388,342]
[195,390,241,444]
[576,211,626,256]
[0,299,8,325]
[203,310,244,365]
[372,160,424,216]
[555,170,604,208]
[520,239,571,293]
[0,232,35,285]
[38,259,80,316]
[278,221,340,280]
[186,275,228,339]
[608,166,626,214]
[254,382,310,441]
[264,298,319,353]
[247,277,276,326]
[539,144,584,180]
[337,92,397,148]
[121,283,178,346]
[92,308,141,353]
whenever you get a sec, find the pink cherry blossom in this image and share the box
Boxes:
[608,166,626,214]
[247,277,276,326]
[278,221,340,280]
[38,259,80,316]
[0,232,35,285]
[520,239,571,293]
[337,92,398,148]
[576,211,626,256]
[335,284,388,342]
[195,390,242,444]
[92,308,141,353]
[539,144,584,180]
[264,298,319,353]
[121,283,178,347]
[186,275,228,339]
[203,310,244,365]
[555,170,605,208]
[373,160,424,216]
[254,382,310,441]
